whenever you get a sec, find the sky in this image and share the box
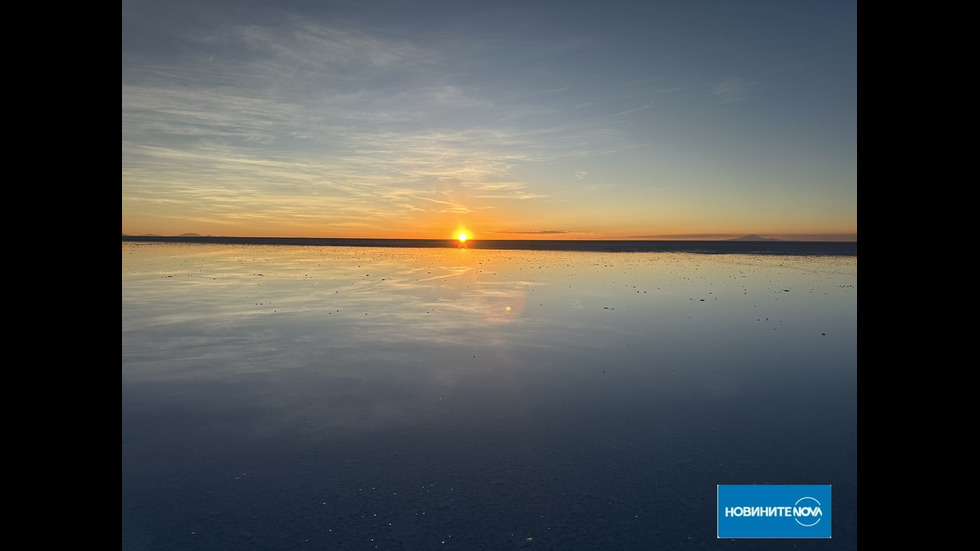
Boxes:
[122,0,857,241]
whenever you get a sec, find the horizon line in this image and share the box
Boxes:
[122,233,857,243]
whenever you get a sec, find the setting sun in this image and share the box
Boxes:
[457,232,468,243]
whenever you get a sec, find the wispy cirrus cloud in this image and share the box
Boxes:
[122,2,856,238]
[122,25,550,232]
[122,11,655,235]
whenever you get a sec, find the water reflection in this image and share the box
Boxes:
[122,243,857,550]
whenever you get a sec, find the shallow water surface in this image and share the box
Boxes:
[122,243,857,550]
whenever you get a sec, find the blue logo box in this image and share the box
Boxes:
[717,485,831,539]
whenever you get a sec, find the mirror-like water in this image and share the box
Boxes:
[122,243,857,550]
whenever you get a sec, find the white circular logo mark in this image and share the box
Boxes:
[794,496,822,527]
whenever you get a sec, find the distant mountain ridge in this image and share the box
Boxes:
[728,234,780,241]
[121,233,207,237]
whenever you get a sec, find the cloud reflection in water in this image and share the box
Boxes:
[122,243,857,549]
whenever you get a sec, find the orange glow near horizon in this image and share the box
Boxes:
[121,217,857,242]
[457,232,468,243]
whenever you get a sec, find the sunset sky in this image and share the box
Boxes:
[122,0,856,241]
